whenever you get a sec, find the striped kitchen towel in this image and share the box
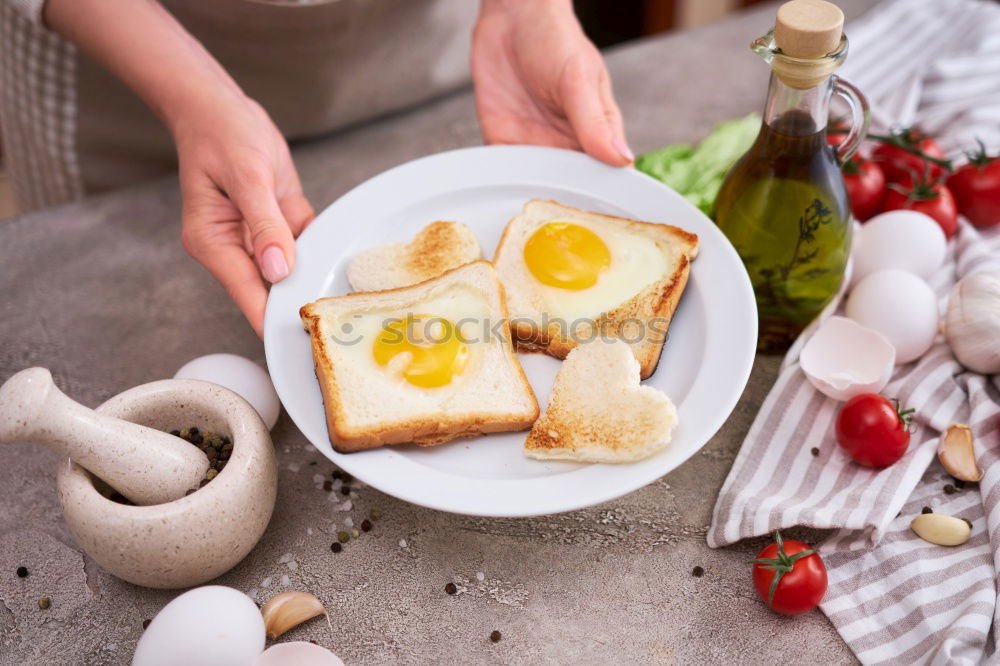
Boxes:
[707,0,1000,663]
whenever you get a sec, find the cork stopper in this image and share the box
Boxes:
[775,0,844,58]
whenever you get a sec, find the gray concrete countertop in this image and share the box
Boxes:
[0,1,875,663]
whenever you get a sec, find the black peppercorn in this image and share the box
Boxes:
[490,630,502,643]
[331,542,342,553]
[444,582,457,595]
[922,506,933,514]
[955,479,966,489]
[16,566,28,578]
[810,447,819,457]
[361,519,372,532]
[170,429,181,437]
[944,484,956,495]
[341,485,351,496]
[189,427,199,436]
[692,566,704,577]
[332,470,343,480]
[142,619,152,630]
[323,480,333,492]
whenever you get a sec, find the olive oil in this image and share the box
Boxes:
[713,2,869,352]
[714,110,851,352]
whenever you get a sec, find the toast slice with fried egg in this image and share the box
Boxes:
[493,199,698,379]
[347,221,481,292]
[524,339,677,463]
[300,260,539,453]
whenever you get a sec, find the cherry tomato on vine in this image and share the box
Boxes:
[881,176,958,239]
[836,394,914,468]
[872,128,949,183]
[947,144,1000,229]
[752,531,827,615]
[843,157,886,221]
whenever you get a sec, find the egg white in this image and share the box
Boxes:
[528,218,669,323]
[327,286,492,404]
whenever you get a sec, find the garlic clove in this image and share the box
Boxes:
[260,591,328,639]
[945,272,1000,375]
[937,424,982,482]
[911,512,971,546]
[800,317,895,401]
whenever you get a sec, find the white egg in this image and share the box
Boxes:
[253,642,345,666]
[846,269,939,365]
[175,353,280,429]
[132,586,264,666]
[800,316,895,401]
[851,210,946,286]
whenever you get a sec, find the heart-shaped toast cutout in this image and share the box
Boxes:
[524,339,677,463]
[347,221,481,292]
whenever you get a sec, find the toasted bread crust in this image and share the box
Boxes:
[300,260,539,453]
[496,200,698,379]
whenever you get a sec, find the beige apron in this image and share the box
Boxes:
[74,0,477,193]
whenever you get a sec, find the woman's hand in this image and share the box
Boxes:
[44,0,313,338]
[173,93,314,338]
[472,0,632,166]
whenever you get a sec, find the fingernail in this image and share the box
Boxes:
[613,138,635,163]
[261,246,289,283]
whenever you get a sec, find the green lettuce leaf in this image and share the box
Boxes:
[635,113,761,217]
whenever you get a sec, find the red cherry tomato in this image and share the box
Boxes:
[843,157,886,221]
[872,129,949,183]
[752,531,827,615]
[881,178,958,239]
[947,148,1000,228]
[835,394,914,468]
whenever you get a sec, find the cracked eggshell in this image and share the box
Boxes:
[253,642,345,666]
[845,269,939,365]
[800,316,895,401]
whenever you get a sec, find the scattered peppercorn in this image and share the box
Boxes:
[351,528,360,538]
[332,470,343,480]
[37,598,50,610]
[322,480,333,492]
[337,531,350,544]
[361,519,372,532]
[309,640,319,645]
[810,447,819,457]
[189,427,199,436]
[142,619,152,630]
[490,630,502,643]
[205,468,219,481]
[341,485,351,496]
[955,479,966,489]
[16,566,28,578]
[692,566,704,578]
[370,509,382,521]
[199,478,210,488]
[342,472,353,483]
[170,429,181,437]
[922,506,933,514]
[331,542,342,553]
[444,582,457,595]
[944,484,956,495]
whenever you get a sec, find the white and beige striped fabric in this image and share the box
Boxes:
[709,0,1000,663]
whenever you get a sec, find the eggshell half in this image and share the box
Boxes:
[800,316,895,401]
[175,353,280,429]
[253,642,346,666]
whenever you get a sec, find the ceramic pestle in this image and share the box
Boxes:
[0,367,209,505]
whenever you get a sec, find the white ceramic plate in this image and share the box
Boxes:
[265,146,756,517]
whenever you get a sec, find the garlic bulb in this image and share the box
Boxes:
[946,272,1000,374]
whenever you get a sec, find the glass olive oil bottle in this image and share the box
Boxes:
[714,0,869,352]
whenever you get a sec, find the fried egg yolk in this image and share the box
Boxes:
[523,222,611,290]
[372,314,468,388]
